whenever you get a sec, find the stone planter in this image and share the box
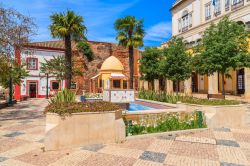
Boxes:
[45,110,125,151]
[177,103,247,128]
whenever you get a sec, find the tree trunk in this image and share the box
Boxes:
[128,46,134,89]
[221,71,225,96]
[176,80,179,95]
[64,35,72,89]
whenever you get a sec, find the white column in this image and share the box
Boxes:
[208,73,219,94]
[154,79,159,91]
[143,81,149,90]
[166,79,173,94]
[184,77,192,95]
[244,68,250,98]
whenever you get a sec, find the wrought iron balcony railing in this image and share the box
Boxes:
[231,0,244,10]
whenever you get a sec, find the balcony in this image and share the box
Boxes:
[205,15,211,21]
[231,0,244,10]
[182,26,189,32]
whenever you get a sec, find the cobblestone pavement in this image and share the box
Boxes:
[1,99,250,166]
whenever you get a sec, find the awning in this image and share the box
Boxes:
[110,73,126,79]
[90,74,100,79]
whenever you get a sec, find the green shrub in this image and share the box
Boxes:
[124,111,206,136]
[50,89,76,103]
[44,101,120,116]
[138,90,240,105]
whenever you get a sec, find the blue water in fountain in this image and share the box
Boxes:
[127,103,154,111]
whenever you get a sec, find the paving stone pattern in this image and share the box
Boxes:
[0,99,250,166]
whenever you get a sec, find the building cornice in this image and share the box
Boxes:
[171,0,186,11]
[175,3,250,39]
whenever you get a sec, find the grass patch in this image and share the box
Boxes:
[138,90,240,105]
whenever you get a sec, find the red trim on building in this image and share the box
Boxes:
[37,95,46,98]
[14,46,21,101]
[26,57,38,70]
[26,80,39,98]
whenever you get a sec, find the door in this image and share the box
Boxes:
[29,82,37,98]
[192,72,198,93]
[237,69,245,94]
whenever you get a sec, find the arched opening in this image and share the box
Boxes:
[236,21,245,25]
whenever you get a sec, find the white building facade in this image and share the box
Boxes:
[15,45,66,100]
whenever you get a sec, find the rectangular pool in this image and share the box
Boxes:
[127,103,154,111]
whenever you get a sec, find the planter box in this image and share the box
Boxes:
[177,103,247,128]
[45,110,125,151]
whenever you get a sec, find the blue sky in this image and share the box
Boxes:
[2,0,175,47]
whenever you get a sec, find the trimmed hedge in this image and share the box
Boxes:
[139,90,240,105]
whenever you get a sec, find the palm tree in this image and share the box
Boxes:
[115,16,145,89]
[50,10,86,89]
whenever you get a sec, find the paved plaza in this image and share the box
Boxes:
[0,99,250,166]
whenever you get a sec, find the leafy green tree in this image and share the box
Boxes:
[40,55,83,81]
[50,10,87,89]
[115,16,145,89]
[139,47,163,89]
[0,55,28,88]
[193,17,250,95]
[160,37,192,93]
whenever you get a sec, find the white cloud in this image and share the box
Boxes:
[145,22,172,42]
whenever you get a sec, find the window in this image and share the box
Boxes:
[24,50,32,56]
[181,10,192,32]
[214,0,221,16]
[71,82,77,89]
[51,81,60,90]
[178,10,192,33]
[225,0,230,11]
[27,58,38,70]
[99,79,103,88]
[231,0,244,10]
[205,2,211,20]
[123,80,128,89]
[113,80,121,88]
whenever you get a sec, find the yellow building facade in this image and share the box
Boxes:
[156,0,250,97]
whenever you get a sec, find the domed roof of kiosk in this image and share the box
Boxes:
[100,56,124,71]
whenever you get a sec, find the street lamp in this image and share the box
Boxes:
[8,64,13,106]
[45,72,49,99]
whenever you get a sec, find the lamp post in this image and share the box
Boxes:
[46,73,49,99]
[8,64,13,106]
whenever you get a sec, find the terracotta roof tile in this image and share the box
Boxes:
[25,40,117,51]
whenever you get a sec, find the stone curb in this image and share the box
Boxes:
[126,128,209,140]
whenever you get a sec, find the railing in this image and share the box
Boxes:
[182,26,189,32]
[231,0,244,10]
[205,15,211,21]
